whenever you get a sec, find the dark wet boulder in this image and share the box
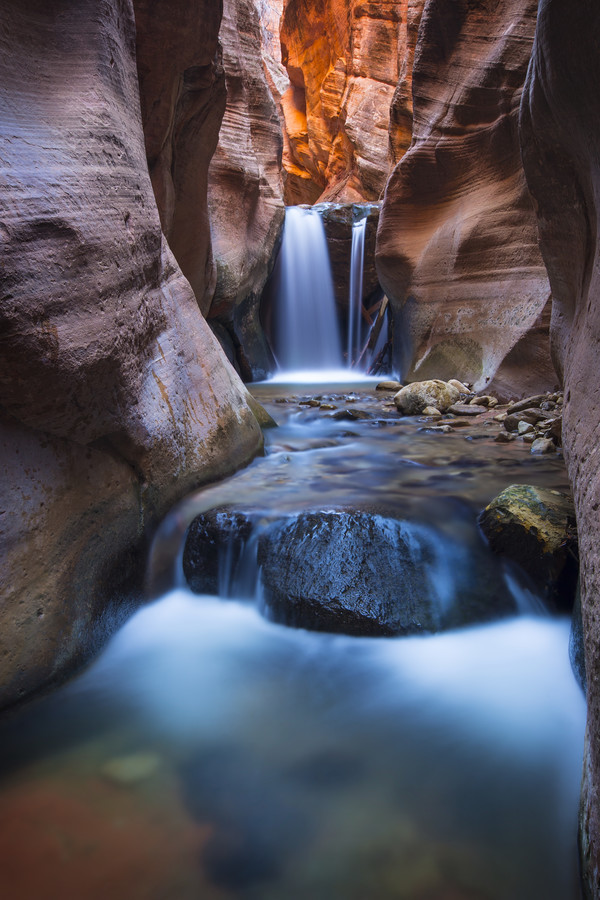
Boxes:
[183,508,254,595]
[478,485,578,611]
[258,510,516,637]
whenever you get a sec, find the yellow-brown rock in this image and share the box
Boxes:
[279,0,425,204]
[519,2,600,892]
[376,0,554,395]
[207,0,285,380]
[0,0,263,707]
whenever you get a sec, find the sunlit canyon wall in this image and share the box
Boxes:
[376,0,555,396]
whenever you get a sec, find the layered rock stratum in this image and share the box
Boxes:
[519,1,600,893]
[279,0,425,204]
[0,0,263,707]
[376,0,554,396]
[207,0,285,381]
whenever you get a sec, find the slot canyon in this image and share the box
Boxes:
[1,0,599,897]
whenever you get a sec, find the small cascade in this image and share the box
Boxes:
[274,206,343,374]
[347,216,367,368]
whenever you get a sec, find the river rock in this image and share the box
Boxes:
[258,510,516,636]
[376,381,403,392]
[478,485,578,610]
[183,509,254,595]
[506,394,550,415]
[422,407,442,418]
[518,421,534,435]
[447,404,488,417]
[447,379,470,393]
[394,381,460,416]
[530,438,556,455]
[503,408,553,432]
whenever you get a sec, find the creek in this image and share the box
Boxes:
[0,381,585,900]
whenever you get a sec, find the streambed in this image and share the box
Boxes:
[0,382,585,899]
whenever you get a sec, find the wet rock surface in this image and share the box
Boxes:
[258,509,517,637]
[478,485,578,611]
[394,380,460,415]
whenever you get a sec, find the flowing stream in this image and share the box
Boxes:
[0,383,585,900]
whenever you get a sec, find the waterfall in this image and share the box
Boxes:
[274,206,343,374]
[347,216,367,368]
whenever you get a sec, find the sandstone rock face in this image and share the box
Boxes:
[376,0,553,394]
[279,0,425,204]
[134,0,226,315]
[518,2,600,892]
[0,0,263,707]
[207,0,286,381]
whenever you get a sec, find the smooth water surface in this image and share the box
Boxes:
[0,383,585,900]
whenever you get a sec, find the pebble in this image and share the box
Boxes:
[530,437,556,455]
[420,424,453,433]
[448,379,470,392]
[494,412,507,422]
[447,403,488,416]
[376,380,403,392]
[517,421,534,435]
[523,433,536,444]
[320,403,337,410]
[101,752,161,785]
[422,406,442,417]
[495,432,515,443]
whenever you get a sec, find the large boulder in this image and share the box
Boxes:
[376,0,554,395]
[394,380,460,415]
[0,0,263,707]
[478,485,578,610]
[258,510,517,636]
[518,2,600,890]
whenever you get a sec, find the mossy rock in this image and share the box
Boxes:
[478,485,578,610]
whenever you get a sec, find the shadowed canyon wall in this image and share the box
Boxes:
[279,0,425,204]
[0,0,263,707]
[376,0,555,396]
[519,2,600,894]
[207,0,285,381]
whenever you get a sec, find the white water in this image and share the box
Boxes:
[274,206,343,373]
[347,216,367,368]
[65,590,584,899]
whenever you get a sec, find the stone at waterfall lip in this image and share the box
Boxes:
[447,403,487,416]
[376,380,403,392]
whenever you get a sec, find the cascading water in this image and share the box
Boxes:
[274,206,343,375]
[347,215,367,368]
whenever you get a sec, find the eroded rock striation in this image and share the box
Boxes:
[0,0,263,707]
[519,2,600,892]
[376,0,553,394]
[207,0,286,381]
[279,0,425,204]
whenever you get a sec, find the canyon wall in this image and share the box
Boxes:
[207,0,285,381]
[376,0,554,396]
[279,0,425,204]
[0,0,263,707]
[519,2,600,894]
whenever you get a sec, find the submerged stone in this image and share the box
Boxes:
[258,509,516,637]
